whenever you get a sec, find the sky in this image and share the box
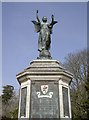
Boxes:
[2,2,87,91]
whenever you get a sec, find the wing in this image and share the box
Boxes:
[32,21,41,33]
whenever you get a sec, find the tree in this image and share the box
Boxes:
[63,49,89,119]
[2,85,14,104]
[2,85,19,118]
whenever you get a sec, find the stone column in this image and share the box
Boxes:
[18,80,31,118]
[59,79,72,119]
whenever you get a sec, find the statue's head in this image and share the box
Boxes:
[42,16,47,22]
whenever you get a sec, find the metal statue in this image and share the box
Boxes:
[32,10,58,59]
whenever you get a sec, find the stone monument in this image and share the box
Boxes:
[16,10,73,119]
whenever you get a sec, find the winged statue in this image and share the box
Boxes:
[32,10,58,59]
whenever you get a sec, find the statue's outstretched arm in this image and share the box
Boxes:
[50,14,58,26]
[36,10,41,23]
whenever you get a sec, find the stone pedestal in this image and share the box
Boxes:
[16,60,73,119]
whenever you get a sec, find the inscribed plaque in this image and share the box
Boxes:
[62,87,69,117]
[20,87,27,117]
[30,81,59,118]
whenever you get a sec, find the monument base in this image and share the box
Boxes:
[16,60,73,119]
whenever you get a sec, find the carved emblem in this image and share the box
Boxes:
[41,85,48,94]
[36,85,53,98]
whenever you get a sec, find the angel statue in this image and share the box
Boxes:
[32,10,58,59]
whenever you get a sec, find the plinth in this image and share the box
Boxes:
[16,60,73,119]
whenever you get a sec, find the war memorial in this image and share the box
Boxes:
[16,10,73,119]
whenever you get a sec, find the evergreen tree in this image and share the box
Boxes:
[2,85,19,118]
[2,85,14,104]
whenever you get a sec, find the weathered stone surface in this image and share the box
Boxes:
[16,60,73,84]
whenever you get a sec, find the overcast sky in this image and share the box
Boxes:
[2,2,87,91]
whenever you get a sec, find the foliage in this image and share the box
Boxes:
[2,85,14,104]
[10,108,18,118]
[1,85,19,118]
[63,49,89,119]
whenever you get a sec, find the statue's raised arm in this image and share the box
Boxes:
[32,10,41,33]
[50,14,58,26]
[36,10,41,23]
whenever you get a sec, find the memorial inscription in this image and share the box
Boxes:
[20,87,27,117]
[62,87,69,117]
[30,81,59,118]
